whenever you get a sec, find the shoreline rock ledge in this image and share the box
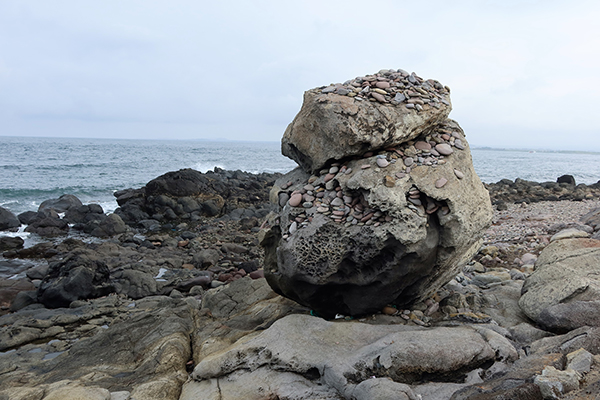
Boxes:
[261,69,493,318]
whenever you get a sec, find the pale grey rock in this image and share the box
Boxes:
[192,314,515,399]
[352,378,417,400]
[110,391,131,400]
[550,227,590,242]
[567,348,593,374]
[534,366,580,399]
[528,326,600,356]
[0,296,195,400]
[413,382,469,400]
[191,248,221,268]
[519,238,600,330]
[181,367,342,400]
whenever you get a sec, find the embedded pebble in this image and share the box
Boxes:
[372,92,386,103]
[361,164,371,169]
[376,158,389,168]
[394,93,406,103]
[384,176,395,188]
[414,141,431,151]
[289,193,303,207]
[289,221,298,234]
[435,143,453,156]
[454,169,464,179]
[404,157,414,167]
[329,166,339,174]
[279,193,290,207]
[331,197,344,207]
[435,178,448,188]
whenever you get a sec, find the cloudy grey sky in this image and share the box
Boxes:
[1,1,599,150]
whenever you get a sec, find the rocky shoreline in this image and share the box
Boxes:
[2,65,600,400]
[0,168,600,399]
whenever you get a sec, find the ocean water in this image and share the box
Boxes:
[1,136,599,216]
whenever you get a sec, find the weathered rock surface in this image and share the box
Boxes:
[5,165,600,399]
[519,238,600,332]
[0,296,196,400]
[188,314,516,400]
[282,70,452,173]
[192,277,307,365]
[264,119,492,318]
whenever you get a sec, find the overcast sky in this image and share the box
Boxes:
[1,1,599,150]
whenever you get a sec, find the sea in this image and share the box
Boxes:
[1,136,600,217]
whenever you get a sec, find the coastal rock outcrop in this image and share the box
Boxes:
[519,236,600,332]
[114,168,278,228]
[37,248,116,308]
[262,70,492,318]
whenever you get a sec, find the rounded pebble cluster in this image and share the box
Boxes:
[278,121,467,238]
[279,172,392,240]
[320,68,451,112]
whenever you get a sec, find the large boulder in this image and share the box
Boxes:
[37,248,116,308]
[519,237,600,332]
[282,69,452,173]
[38,194,83,213]
[262,117,492,318]
[24,213,69,236]
[89,213,128,237]
[0,206,21,231]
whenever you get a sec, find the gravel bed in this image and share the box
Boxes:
[483,199,600,247]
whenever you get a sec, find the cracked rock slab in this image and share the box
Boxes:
[519,238,600,332]
[190,314,516,399]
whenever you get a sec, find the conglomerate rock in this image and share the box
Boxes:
[282,69,452,173]
[264,90,492,317]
